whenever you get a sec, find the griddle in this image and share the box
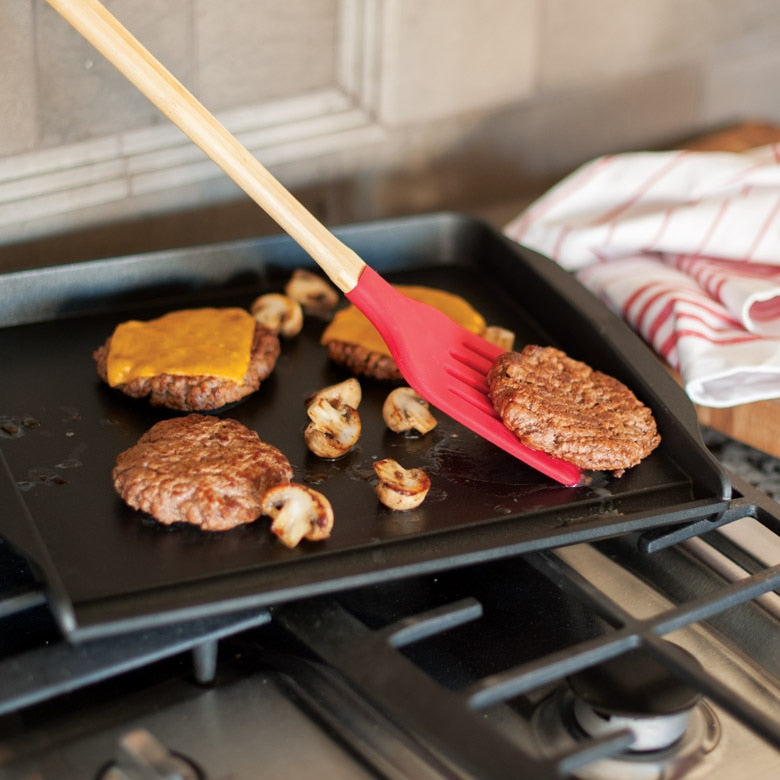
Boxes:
[0,213,730,641]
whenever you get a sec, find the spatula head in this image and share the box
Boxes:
[346,267,584,486]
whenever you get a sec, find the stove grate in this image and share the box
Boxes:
[271,491,780,779]
[0,596,270,717]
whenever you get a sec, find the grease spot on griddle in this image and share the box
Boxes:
[60,406,81,422]
[0,415,40,439]
[55,442,87,470]
[382,429,438,457]
[302,446,364,484]
[425,485,448,504]
[1,421,21,438]
[430,430,548,490]
[56,457,82,470]
[493,504,514,515]
[17,467,68,490]
[380,507,428,537]
[98,417,123,428]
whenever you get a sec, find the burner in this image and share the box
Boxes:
[530,644,721,779]
[96,729,205,780]
[571,696,691,753]
[567,645,702,752]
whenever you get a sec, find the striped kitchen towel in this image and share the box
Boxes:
[504,145,780,408]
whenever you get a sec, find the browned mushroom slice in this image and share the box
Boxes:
[305,377,362,410]
[250,293,304,338]
[304,396,362,458]
[261,483,334,547]
[483,325,515,351]
[373,458,431,511]
[284,269,339,316]
[382,386,437,435]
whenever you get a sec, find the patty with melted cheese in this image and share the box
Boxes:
[94,307,280,411]
[321,286,486,380]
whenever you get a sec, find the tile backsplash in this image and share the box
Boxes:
[2,0,780,253]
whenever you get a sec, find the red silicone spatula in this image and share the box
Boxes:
[47,0,583,486]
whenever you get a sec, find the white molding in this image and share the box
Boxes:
[0,87,384,241]
[0,0,386,244]
[338,0,383,113]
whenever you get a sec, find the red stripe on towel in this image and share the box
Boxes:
[642,206,675,251]
[507,155,616,243]
[622,282,744,333]
[744,194,780,261]
[658,328,762,359]
[600,151,690,248]
[691,197,731,257]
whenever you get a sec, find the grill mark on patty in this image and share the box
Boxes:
[488,345,660,476]
[113,414,293,531]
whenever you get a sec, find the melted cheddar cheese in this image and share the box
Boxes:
[106,307,255,387]
[320,286,486,355]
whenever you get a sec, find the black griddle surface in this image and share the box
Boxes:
[0,214,729,639]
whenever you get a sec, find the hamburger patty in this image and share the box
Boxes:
[488,345,660,476]
[321,286,486,382]
[94,323,280,411]
[113,415,293,531]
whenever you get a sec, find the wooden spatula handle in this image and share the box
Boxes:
[46,0,366,293]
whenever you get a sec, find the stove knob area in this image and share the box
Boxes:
[97,729,205,780]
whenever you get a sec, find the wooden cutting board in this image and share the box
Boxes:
[694,400,780,456]
[666,364,780,457]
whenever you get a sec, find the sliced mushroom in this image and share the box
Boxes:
[261,483,334,548]
[373,458,431,511]
[483,325,516,351]
[382,386,437,435]
[304,396,361,458]
[284,269,339,316]
[250,293,304,337]
[306,377,362,410]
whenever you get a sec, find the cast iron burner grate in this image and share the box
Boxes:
[267,505,780,779]
[0,544,271,718]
